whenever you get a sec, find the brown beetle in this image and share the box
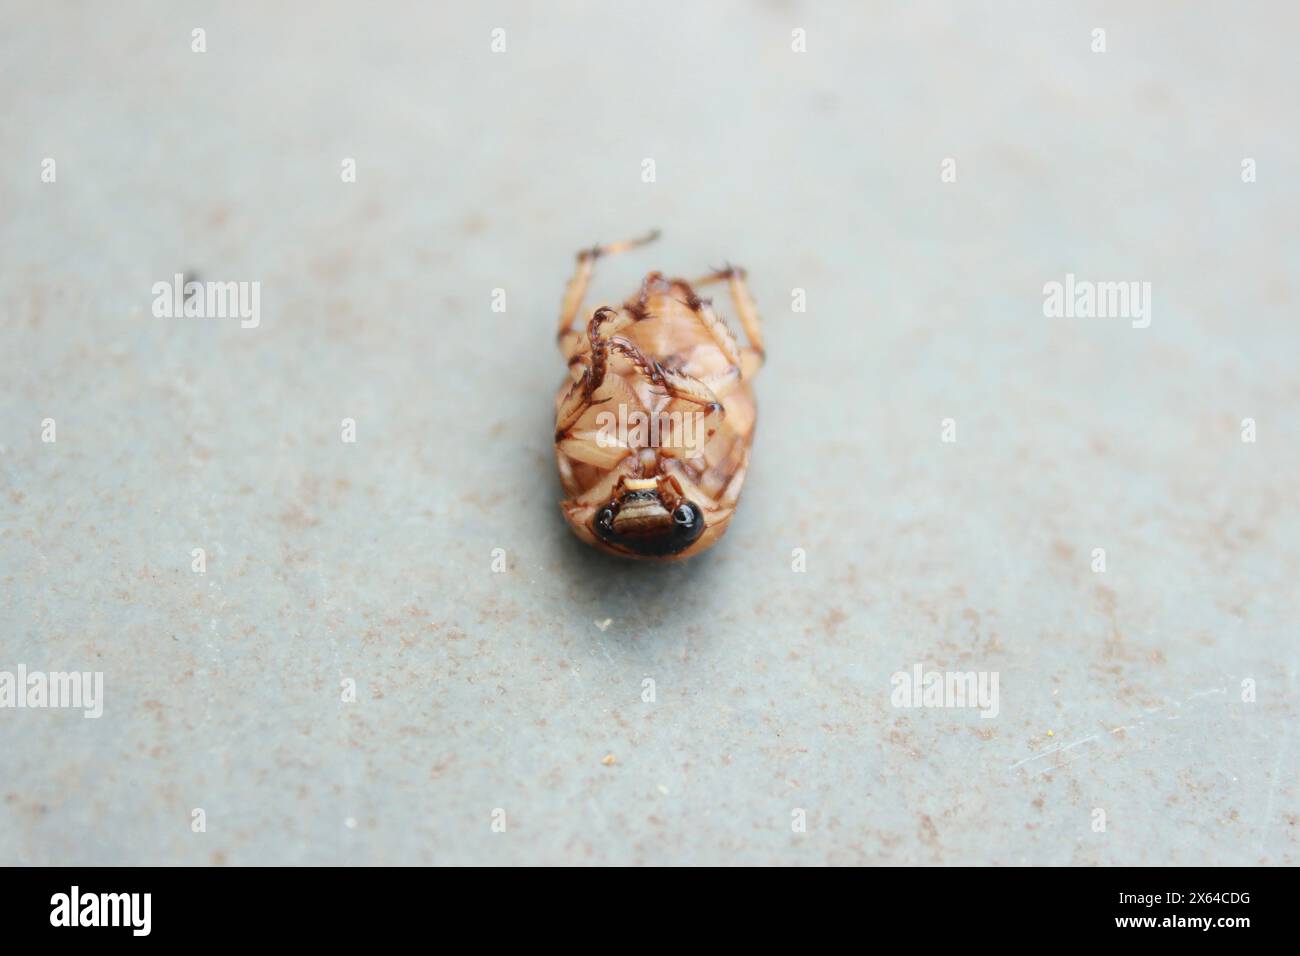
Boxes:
[554,231,764,559]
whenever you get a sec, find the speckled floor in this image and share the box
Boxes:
[1,1,1297,865]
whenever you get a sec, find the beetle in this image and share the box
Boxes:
[553,230,765,559]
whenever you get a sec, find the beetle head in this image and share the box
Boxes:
[593,476,704,557]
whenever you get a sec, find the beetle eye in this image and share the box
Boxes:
[672,503,697,528]
[595,507,615,534]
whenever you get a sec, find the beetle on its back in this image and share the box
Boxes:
[553,231,765,559]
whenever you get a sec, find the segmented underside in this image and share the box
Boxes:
[555,289,755,511]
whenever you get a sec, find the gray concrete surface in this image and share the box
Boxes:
[1,1,1297,865]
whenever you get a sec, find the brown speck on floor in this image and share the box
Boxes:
[821,607,847,636]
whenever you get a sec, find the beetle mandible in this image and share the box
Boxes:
[553,230,765,559]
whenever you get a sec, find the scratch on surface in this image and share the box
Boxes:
[1255,666,1297,856]
[1009,686,1228,774]
[1009,733,1098,769]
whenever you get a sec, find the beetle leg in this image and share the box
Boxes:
[564,456,639,509]
[625,271,669,321]
[660,457,730,520]
[663,279,743,369]
[719,446,751,508]
[561,304,633,369]
[558,456,641,537]
[606,336,724,417]
[691,265,765,378]
[556,229,660,344]
[558,430,632,470]
[555,307,639,438]
[554,368,609,440]
[697,365,742,399]
[637,358,738,463]
[559,313,725,454]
